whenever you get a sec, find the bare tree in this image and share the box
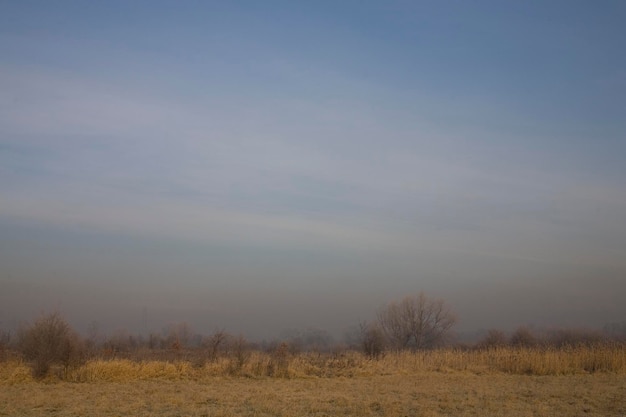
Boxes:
[377,292,457,350]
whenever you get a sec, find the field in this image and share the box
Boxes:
[2,347,625,417]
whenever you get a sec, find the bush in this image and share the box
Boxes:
[203,329,229,362]
[510,326,538,348]
[477,329,508,349]
[18,312,85,379]
[267,342,291,377]
[360,322,385,359]
[228,335,250,374]
[0,329,10,362]
[547,328,605,348]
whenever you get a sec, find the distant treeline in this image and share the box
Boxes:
[1,293,625,379]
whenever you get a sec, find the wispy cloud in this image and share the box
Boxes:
[2,1,626,336]
[3,65,625,271]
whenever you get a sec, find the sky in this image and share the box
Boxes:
[1,1,625,340]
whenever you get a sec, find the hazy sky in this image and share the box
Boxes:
[1,1,625,339]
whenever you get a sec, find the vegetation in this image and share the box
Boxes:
[2,300,626,416]
[377,292,457,350]
[3,294,626,380]
[3,322,626,382]
[16,312,85,379]
[1,345,625,416]
[2,371,624,417]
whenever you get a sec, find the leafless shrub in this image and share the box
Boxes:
[227,335,250,374]
[267,342,290,377]
[547,327,605,348]
[359,321,385,359]
[477,329,508,349]
[510,326,538,348]
[203,329,228,362]
[377,292,457,350]
[17,312,85,379]
[0,329,11,362]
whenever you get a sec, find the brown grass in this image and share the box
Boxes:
[1,346,625,416]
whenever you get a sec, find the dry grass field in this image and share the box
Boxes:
[1,346,625,416]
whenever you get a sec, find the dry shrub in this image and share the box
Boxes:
[477,329,508,349]
[0,330,11,362]
[267,342,290,377]
[3,344,624,384]
[510,326,538,348]
[203,329,228,363]
[226,335,251,375]
[17,312,85,379]
[360,322,386,359]
[547,328,605,348]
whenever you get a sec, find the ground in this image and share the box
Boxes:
[2,372,625,417]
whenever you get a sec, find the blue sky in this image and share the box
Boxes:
[1,1,625,337]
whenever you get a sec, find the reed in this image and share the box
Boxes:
[2,344,624,384]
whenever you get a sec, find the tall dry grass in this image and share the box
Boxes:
[2,344,624,384]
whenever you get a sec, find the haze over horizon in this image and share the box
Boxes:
[2,1,625,340]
